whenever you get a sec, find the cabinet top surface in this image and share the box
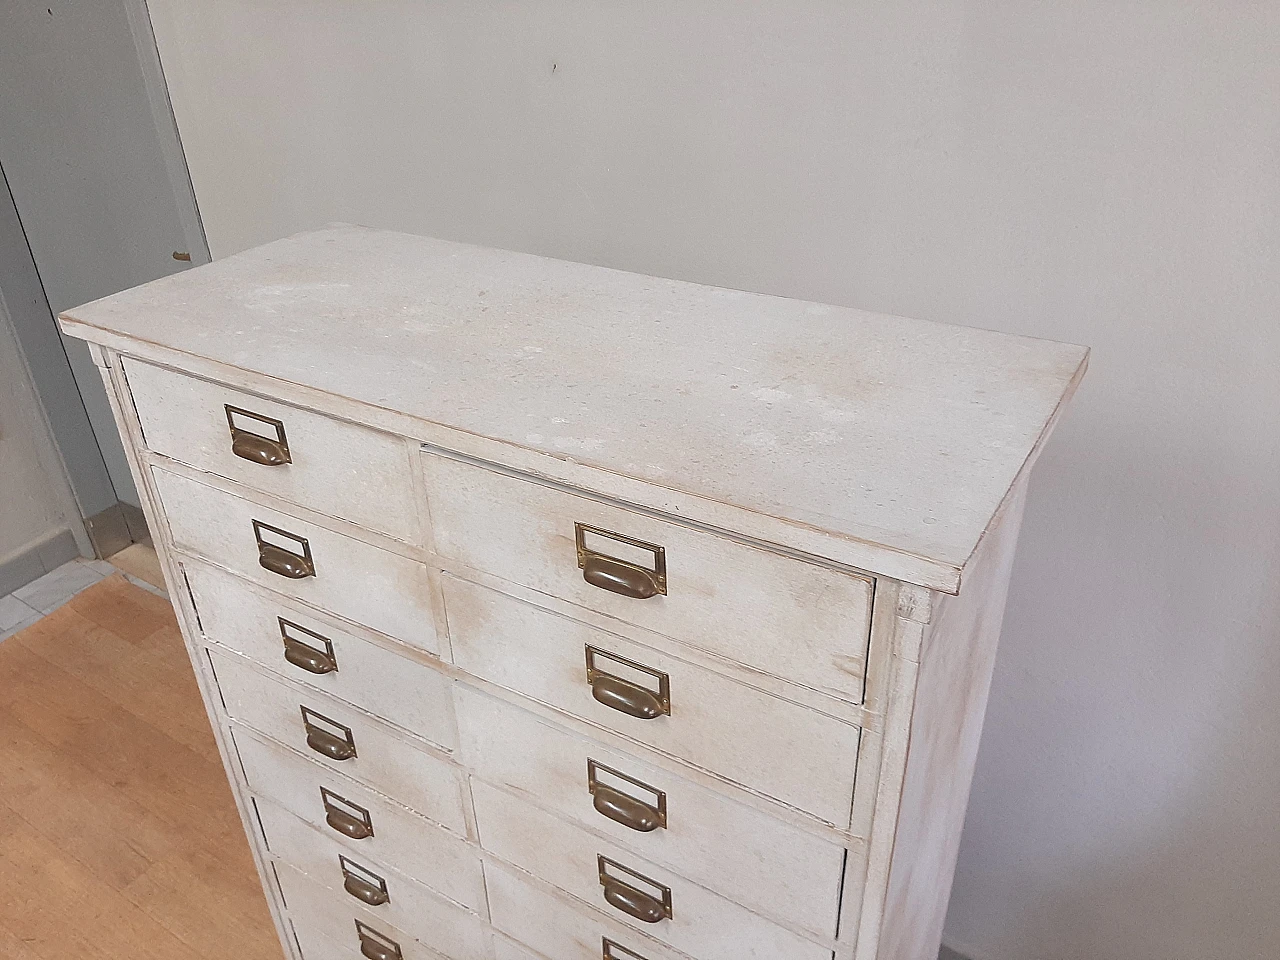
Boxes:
[61,225,1086,588]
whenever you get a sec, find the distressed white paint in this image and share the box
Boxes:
[426,449,875,700]
[139,6,1280,957]
[445,574,861,825]
[233,726,480,905]
[62,226,1086,592]
[491,938,544,960]
[207,647,458,811]
[472,778,831,960]
[455,685,848,940]
[152,467,436,649]
[125,358,420,541]
[256,799,491,959]
[484,859,692,960]
[186,560,450,729]
[64,232,1080,960]
[878,487,1026,960]
[273,860,470,960]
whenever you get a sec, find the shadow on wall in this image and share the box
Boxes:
[946,400,1280,960]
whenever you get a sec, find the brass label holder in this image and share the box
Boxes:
[253,520,315,579]
[279,617,338,674]
[225,404,291,465]
[585,646,671,718]
[576,523,667,598]
[603,938,654,960]
[597,854,673,922]
[320,787,374,840]
[301,706,357,761]
[354,919,402,960]
[340,855,390,906]
[588,759,667,831]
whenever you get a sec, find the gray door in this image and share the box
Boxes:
[0,0,208,514]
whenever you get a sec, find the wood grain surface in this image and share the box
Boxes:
[0,575,281,960]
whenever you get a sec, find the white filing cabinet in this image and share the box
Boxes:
[60,225,1087,960]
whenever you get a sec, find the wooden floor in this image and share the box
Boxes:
[0,574,282,960]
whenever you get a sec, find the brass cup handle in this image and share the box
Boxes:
[601,876,667,924]
[344,873,389,906]
[306,724,356,761]
[231,431,289,466]
[283,637,336,674]
[593,784,663,833]
[590,674,666,720]
[258,542,314,579]
[358,931,401,960]
[583,554,660,599]
[326,807,372,840]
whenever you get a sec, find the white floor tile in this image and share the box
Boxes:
[84,558,120,578]
[12,559,108,615]
[0,594,41,634]
[0,615,41,642]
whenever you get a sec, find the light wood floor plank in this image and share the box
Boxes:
[0,803,206,960]
[13,576,220,762]
[0,576,281,960]
[0,702,175,889]
[0,637,241,839]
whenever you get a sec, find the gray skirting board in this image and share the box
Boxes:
[84,500,148,558]
[0,501,147,598]
[0,526,80,597]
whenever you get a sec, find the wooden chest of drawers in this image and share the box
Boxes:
[60,226,1087,960]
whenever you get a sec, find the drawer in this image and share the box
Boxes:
[445,576,860,825]
[258,798,490,954]
[456,688,845,939]
[275,860,486,960]
[186,560,447,725]
[473,781,831,960]
[209,647,457,814]
[124,359,417,541]
[492,939,545,960]
[421,451,873,702]
[289,920,361,960]
[486,860,745,960]
[232,726,481,908]
[155,468,435,648]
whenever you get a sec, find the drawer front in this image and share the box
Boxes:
[491,940,545,960]
[289,920,362,960]
[155,468,435,647]
[446,576,860,825]
[421,452,873,702]
[473,781,831,960]
[486,861,688,960]
[186,561,446,723]
[455,688,845,939]
[233,727,481,908]
[275,860,483,960]
[258,798,491,954]
[210,648,457,815]
[125,359,417,541]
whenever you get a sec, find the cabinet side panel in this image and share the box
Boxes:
[877,482,1028,960]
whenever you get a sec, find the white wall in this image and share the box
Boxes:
[147,3,1280,958]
